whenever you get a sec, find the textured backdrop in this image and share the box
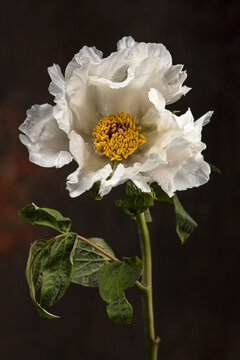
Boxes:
[0,0,239,359]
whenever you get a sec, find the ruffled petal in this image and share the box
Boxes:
[75,46,103,65]
[195,110,213,127]
[163,65,190,104]
[19,104,72,168]
[148,150,210,197]
[129,47,190,105]
[171,154,210,192]
[118,40,190,106]
[88,46,135,88]
[117,36,136,51]
[100,152,164,196]
[146,113,210,197]
[66,162,112,198]
[63,37,190,139]
[87,45,189,118]
[48,64,65,97]
[65,46,103,80]
[100,163,151,196]
[130,41,172,68]
[141,107,212,196]
[48,64,73,134]
[175,109,213,143]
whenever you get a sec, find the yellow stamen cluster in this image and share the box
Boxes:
[92,112,146,161]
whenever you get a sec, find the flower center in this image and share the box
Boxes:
[92,112,146,161]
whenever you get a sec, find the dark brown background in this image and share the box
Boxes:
[0,0,239,359]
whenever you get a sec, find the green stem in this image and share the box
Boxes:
[136,212,160,360]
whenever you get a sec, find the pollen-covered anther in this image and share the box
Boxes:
[92,113,146,161]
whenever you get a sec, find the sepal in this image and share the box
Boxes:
[144,208,152,223]
[91,181,103,200]
[208,162,221,174]
[116,180,154,216]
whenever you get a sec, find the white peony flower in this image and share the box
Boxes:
[19,36,212,198]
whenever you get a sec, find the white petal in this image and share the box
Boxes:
[66,70,100,135]
[63,37,191,138]
[117,36,136,51]
[87,80,141,116]
[163,66,191,104]
[88,48,135,89]
[87,41,189,117]
[142,107,211,196]
[68,130,90,169]
[19,104,72,168]
[164,64,184,83]
[89,64,135,90]
[82,39,189,119]
[52,99,73,135]
[141,106,161,129]
[127,42,190,105]
[75,46,103,65]
[195,110,214,127]
[100,153,163,196]
[65,46,103,81]
[146,136,209,197]
[67,163,112,198]
[175,108,194,130]
[65,56,79,81]
[176,109,213,143]
[66,129,112,197]
[48,64,65,97]
[130,42,172,65]
[48,64,73,134]
[148,88,166,112]
[131,176,152,193]
[141,107,179,156]
[171,155,210,192]
[88,75,161,119]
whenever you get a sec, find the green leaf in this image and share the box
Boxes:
[18,203,71,233]
[152,185,197,243]
[98,257,142,324]
[173,195,198,244]
[172,110,181,114]
[116,180,154,216]
[152,184,173,204]
[25,238,59,319]
[91,181,103,200]
[40,233,77,308]
[71,237,115,287]
[30,239,54,291]
[209,162,221,174]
